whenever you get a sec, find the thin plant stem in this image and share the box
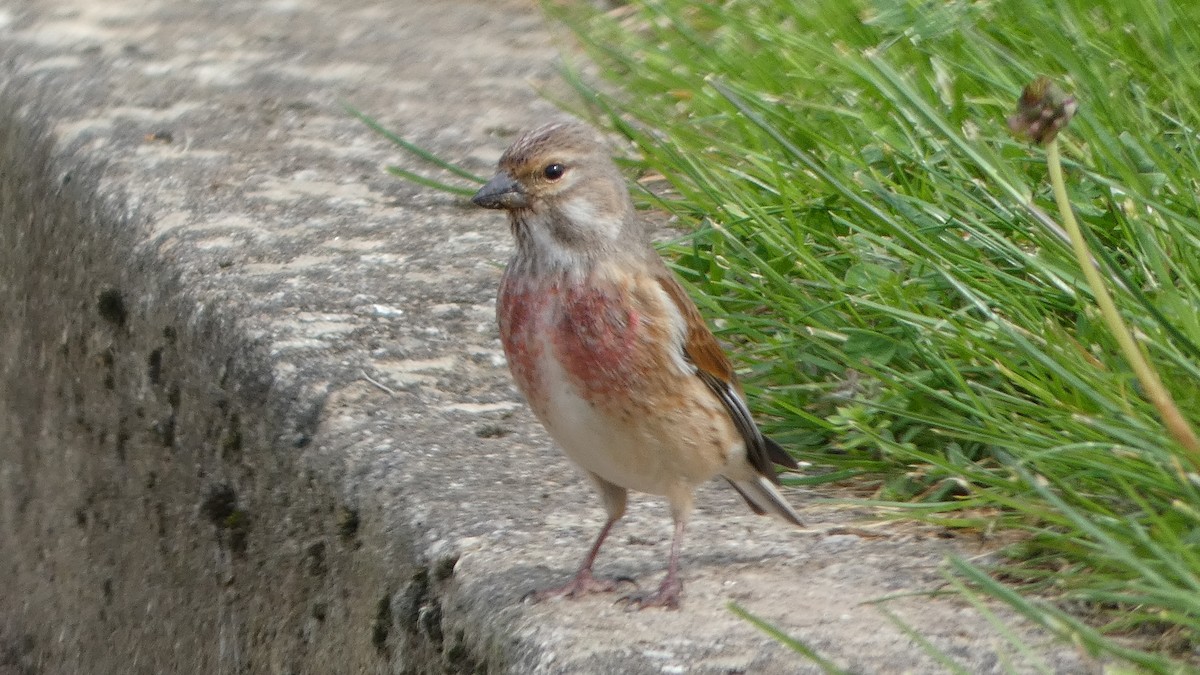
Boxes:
[1045,139,1200,461]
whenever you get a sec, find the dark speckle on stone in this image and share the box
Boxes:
[225,509,250,555]
[338,507,360,542]
[147,348,163,384]
[418,602,442,646]
[397,569,429,635]
[434,555,457,582]
[221,414,243,460]
[475,423,509,439]
[156,414,176,448]
[97,288,127,327]
[371,591,392,655]
[200,483,237,526]
[306,541,327,577]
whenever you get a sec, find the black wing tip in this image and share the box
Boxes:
[725,477,805,527]
[696,370,801,477]
[764,435,801,470]
[726,478,768,515]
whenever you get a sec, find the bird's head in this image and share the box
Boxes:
[473,122,640,269]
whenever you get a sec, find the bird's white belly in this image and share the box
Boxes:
[532,334,674,496]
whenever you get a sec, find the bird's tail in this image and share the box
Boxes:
[726,475,804,527]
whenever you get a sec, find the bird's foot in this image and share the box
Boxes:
[523,569,636,603]
[617,574,683,611]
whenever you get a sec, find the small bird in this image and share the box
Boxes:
[472,122,802,609]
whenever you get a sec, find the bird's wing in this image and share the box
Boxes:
[653,269,799,482]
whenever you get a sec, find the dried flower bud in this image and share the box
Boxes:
[1008,77,1077,144]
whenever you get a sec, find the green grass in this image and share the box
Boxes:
[537,0,1200,670]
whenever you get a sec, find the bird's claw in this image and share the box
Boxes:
[615,576,683,611]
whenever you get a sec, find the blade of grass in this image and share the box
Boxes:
[726,602,850,675]
[949,557,1178,671]
[344,101,486,184]
[874,605,972,675]
[384,166,478,197]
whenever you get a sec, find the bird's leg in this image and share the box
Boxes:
[528,516,633,602]
[623,519,686,610]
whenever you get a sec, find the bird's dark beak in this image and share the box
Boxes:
[471,172,529,210]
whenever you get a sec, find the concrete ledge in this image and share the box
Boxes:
[1,1,1091,673]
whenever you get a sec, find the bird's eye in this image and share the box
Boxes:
[542,163,566,181]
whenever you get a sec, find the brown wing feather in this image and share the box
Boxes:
[653,266,735,381]
[654,269,798,482]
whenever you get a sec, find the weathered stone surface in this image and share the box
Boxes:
[0,1,1094,673]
